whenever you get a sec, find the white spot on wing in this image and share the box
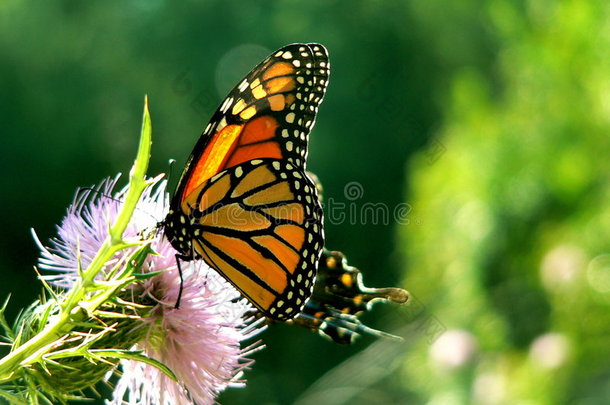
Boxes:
[220,97,233,113]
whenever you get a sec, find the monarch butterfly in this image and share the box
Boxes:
[163,43,329,320]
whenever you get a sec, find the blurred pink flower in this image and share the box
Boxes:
[33,177,264,404]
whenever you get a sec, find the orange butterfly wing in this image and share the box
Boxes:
[164,43,329,320]
[176,43,329,200]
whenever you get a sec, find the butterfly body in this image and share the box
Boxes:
[164,43,329,320]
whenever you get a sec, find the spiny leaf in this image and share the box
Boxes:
[90,349,178,381]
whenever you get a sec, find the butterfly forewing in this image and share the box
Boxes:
[164,43,329,320]
[175,43,330,201]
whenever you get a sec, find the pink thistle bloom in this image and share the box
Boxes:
[109,264,264,405]
[33,177,265,405]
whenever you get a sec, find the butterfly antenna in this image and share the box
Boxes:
[166,158,177,190]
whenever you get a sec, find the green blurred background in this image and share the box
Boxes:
[2,1,610,404]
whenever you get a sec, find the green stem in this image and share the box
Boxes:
[0,97,153,380]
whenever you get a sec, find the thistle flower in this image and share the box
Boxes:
[108,257,263,405]
[31,177,264,404]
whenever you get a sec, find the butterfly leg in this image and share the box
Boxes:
[174,253,187,309]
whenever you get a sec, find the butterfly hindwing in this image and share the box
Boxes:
[178,159,324,319]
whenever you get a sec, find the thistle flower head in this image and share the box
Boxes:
[110,263,263,405]
[32,176,264,404]
[34,176,169,288]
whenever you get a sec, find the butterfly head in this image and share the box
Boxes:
[162,208,195,259]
